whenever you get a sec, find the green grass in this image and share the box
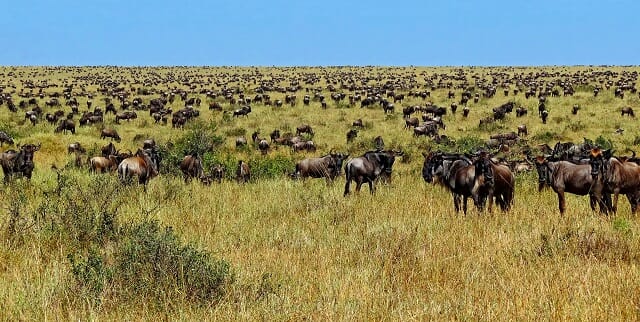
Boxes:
[0,66,640,320]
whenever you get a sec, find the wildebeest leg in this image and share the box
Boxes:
[355,178,363,193]
[486,189,495,213]
[368,180,374,194]
[557,191,566,215]
[453,193,461,213]
[589,194,597,211]
[463,197,468,215]
[612,189,621,214]
[343,179,351,196]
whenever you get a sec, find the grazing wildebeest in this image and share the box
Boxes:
[413,122,438,137]
[515,107,527,117]
[517,124,528,137]
[236,160,251,183]
[55,119,76,134]
[404,117,419,129]
[346,129,358,143]
[296,124,314,136]
[209,102,223,111]
[118,148,160,190]
[101,142,117,158]
[343,150,399,196]
[0,131,14,146]
[462,106,470,117]
[621,107,635,117]
[534,155,609,215]
[589,148,640,214]
[352,119,363,128]
[236,136,248,148]
[101,128,121,142]
[270,129,281,142]
[0,143,41,183]
[68,142,85,154]
[180,153,204,183]
[292,152,349,182]
[89,155,118,173]
[233,106,251,117]
[422,152,476,214]
[258,139,270,155]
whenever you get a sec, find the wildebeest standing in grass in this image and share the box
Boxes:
[0,143,41,183]
[621,107,635,117]
[89,155,118,173]
[180,153,204,183]
[101,128,121,142]
[0,131,14,146]
[422,152,476,214]
[118,148,161,191]
[292,152,349,182]
[55,119,75,134]
[534,155,610,215]
[236,160,250,183]
[589,148,640,214]
[343,150,399,196]
[471,153,515,213]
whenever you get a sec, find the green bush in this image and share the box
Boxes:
[114,220,233,303]
[249,155,295,180]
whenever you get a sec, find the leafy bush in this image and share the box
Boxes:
[532,131,563,142]
[595,135,614,150]
[161,120,225,175]
[113,220,233,303]
[249,155,295,180]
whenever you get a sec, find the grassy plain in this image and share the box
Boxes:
[0,66,640,320]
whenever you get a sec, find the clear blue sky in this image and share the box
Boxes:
[2,0,638,66]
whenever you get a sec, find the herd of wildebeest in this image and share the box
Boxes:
[0,66,640,215]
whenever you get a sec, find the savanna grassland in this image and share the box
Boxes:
[1,66,640,320]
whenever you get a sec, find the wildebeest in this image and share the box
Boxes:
[404,117,419,129]
[534,155,609,214]
[180,153,204,183]
[0,143,41,183]
[236,160,251,183]
[572,104,581,115]
[296,124,314,136]
[517,124,528,137]
[346,129,358,143]
[236,136,248,148]
[621,106,635,117]
[233,106,251,117]
[55,119,76,134]
[462,106,470,117]
[89,155,118,173]
[292,151,349,182]
[352,119,363,128]
[515,107,527,117]
[101,128,121,142]
[118,148,161,190]
[101,142,117,158]
[373,136,385,151]
[68,142,85,154]
[143,138,156,150]
[0,131,14,146]
[589,148,640,214]
[471,152,515,212]
[258,139,270,155]
[211,164,225,183]
[344,150,400,196]
[422,152,476,214]
[541,110,549,124]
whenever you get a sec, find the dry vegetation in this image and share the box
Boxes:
[0,66,640,320]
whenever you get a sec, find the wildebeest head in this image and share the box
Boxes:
[588,148,611,178]
[422,152,442,183]
[534,155,552,191]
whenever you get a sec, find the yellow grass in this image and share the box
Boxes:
[0,66,639,320]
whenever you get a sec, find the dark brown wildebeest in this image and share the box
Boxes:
[621,106,635,117]
[68,142,85,154]
[572,104,580,115]
[209,102,223,111]
[296,124,314,136]
[517,124,528,137]
[450,102,458,114]
[115,111,137,123]
[589,148,640,214]
[180,153,204,183]
[0,131,14,146]
[413,122,438,137]
[534,155,609,215]
[382,102,394,114]
[471,152,515,212]
[270,129,281,142]
[402,106,415,118]
[515,107,527,117]
[212,164,225,183]
[101,142,117,157]
[233,106,251,117]
[541,110,549,124]
[292,152,349,182]
[89,155,118,173]
[0,143,41,183]
[45,113,58,125]
[118,148,160,191]
[374,136,385,151]
[101,128,121,142]
[462,106,470,117]
[55,119,75,134]
[344,150,400,196]
[346,129,358,143]
[352,119,363,128]
[236,160,251,183]
[258,139,270,155]
[404,117,419,129]
[143,138,156,150]
[422,152,476,214]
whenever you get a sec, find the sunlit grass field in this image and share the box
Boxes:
[1,66,640,320]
